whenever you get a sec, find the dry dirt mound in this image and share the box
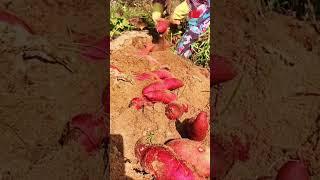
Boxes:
[110,31,210,179]
[0,1,107,180]
[214,0,320,179]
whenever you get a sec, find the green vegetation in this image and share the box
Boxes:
[110,1,151,38]
[111,0,211,68]
[191,28,210,68]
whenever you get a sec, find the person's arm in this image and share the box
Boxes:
[170,0,190,23]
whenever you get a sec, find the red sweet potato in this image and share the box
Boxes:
[151,69,173,79]
[144,90,177,104]
[81,36,109,61]
[276,160,310,180]
[230,135,250,162]
[135,72,154,81]
[142,78,183,94]
[156,19,169,34]
[211,54,237,85]
[110,64,122,73]
[138,43,155,56]
[0,10,34,34]
[211,135,235,179]
[165,103,188,120]
[142,81,167,94]
[211,134,251,179]
[135,141,204,180]
[162,78,184,90]
[135,69,173,81]
[129,97,152,110]
[166,139,210,177]
[186,111,209,141]
[59,113,107,154]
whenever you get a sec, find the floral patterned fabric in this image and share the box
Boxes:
[177,3,210,58]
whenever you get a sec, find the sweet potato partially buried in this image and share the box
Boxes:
[211,135,235,180]
[144,90,177,104]
[59,113,108,155]
[166,139,210,177]
[276,160,310,180]
[165,103,188,120]
[186,111,209,141]
[129,97,153,110]
[135,139,204,180]
[212,134,250,179]
[152,69,173,79]
[142,78,183,94]
[0,10,34,34]
[135,69,173,81]
[211,54,237,85]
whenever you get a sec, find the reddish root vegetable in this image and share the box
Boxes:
[0,10,34,34]
[165,103,188,120]
[186,111,209,141]
[156,19,170,34]
[166,139,210,177]
[144,90,177,104]
[162,78,184,90]
[142,81,167,94]
[135,72,154,81]
[211,54,237,85]
[129,97,152,110]
[230,135,250,162]
[137,43,155,56]
[211,135,236,179]
[135,69,173,81]
[135,140,204,180]
[59,113,108,154]
[151,69,173,79]
[276,160,310,180]
[110,64,122,73]
[142,78,183,94]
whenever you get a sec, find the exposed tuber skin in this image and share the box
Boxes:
[144,90,177,104]
[211,54,237,85]
[166,139,210,177]
[186,111,209,141]
[129,97,149,110]
[142,78,183,94]
[276,159,310,180]
[59,113,108,155]
[0,10,34,34]
[165,103,188,120]
[135,139,205,180]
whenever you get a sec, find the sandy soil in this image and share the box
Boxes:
[109,31,210,179]
[213,0,320,179]
[0,1,107,180]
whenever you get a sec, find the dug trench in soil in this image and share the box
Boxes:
[110,31,210,179]
[213,0,320,179]
[0,1,108,180]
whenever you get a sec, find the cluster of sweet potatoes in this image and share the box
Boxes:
[58,84,109,155]
[131,69,211,179]
[211,54,238,86]
[113,50,212,179]
[135,137,210,179]
[130,69,186,117]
